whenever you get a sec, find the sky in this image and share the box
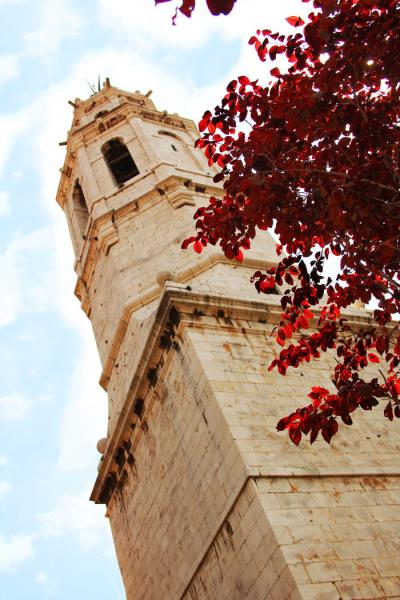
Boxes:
[0,0,310,597]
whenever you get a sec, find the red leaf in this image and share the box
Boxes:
[206,0,236,16]
[268,359,278,372]
[213,172,225,183]
[289,427,302,446]
[286,16,305,27]
[308,386,329,402]
[341,413,353,426]
[270,67,281,78]
[269,45,279,60]
[283,323,294,338]
[234,249,243,262]
[198,111,211,132]
[179,0,196,17]
[276,415,291,430]
[368,353,380,363]
[284,273,294,285]
[321,427,332,444]
[208,121,216,134]
[384,401,394,421]
[376,336,386,356]
[181,236,195,250]
[193,240,203,254]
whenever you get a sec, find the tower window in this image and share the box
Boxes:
[102,138,139,185]
[72,179,89,237]
[171,144,178,152]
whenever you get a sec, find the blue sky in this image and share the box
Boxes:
[0,0,309,597]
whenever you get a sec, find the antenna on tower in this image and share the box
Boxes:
[85,78,98,96]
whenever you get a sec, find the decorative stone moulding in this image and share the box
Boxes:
[96,215,119,256]
[74,277,91,317]
[166,184,196,208]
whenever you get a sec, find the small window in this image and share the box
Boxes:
[102,138,139,185]
[72,179,89,237]
[171,144,178,152]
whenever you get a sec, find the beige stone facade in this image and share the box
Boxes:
[57,81,400,599]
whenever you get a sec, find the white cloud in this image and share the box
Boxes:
[0,191,10,216]
[0,54,20,85]
[57,331,107,471]
[0,486,111,575]
[17,332,34,342]
[0,227,57,328]
[0,244,21,327]
[0,112,29,179]
[23,0,83,56]
[0,484,111,574]
[99,0,212,49]
[0,534,34,573]
[0,393,30,422]
[0,480,11,500]
[37,489,111,550]
[35,570,49,585]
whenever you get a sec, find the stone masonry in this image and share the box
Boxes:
[56,81,400,600]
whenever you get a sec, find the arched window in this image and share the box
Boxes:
[102,138,139,185]
[72,179,89,237]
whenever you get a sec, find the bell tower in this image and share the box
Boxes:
[57,81,400,600]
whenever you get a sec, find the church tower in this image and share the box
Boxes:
[57,81,400,600]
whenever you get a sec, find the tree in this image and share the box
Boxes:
[158,0,400,445]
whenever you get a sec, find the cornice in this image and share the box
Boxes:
[73,101,194,155]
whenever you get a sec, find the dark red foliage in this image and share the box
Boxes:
[206,0,236,15]
[183,0,400,444]
[154,0,236,19]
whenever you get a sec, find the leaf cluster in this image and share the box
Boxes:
[184,0,400,444]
